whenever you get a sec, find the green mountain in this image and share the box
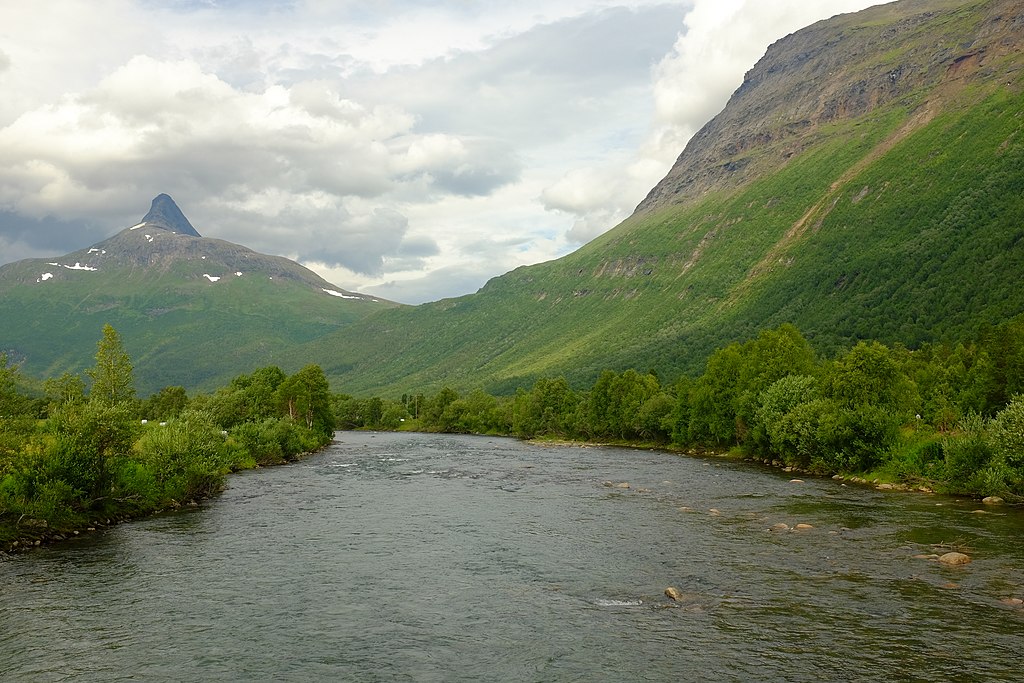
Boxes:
[305,0,1024,396]
[0,195,399,395]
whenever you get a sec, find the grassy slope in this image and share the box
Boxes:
[308,42,1024,396]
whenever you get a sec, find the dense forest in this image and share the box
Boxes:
[0,324,335,549]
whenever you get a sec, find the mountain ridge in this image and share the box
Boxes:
[297,0,1024,396]
[0,195,397,393]
[635,0,1020,214]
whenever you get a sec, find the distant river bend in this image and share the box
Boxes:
[2,432,1022,681]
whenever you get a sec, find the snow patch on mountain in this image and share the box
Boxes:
[203,274,221,282]
[47,261,98,271]
[323,288,361,300]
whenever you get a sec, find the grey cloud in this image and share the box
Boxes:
[213,204,416,276]
[0,50,10,73]
[345,5,687,143]
[302,207,410,275]
[0,210,110,259]
[396,234,440,258]
[401,138,522,197]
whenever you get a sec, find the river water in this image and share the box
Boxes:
[2,432,1022,682]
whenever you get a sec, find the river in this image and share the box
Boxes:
[2,431,1022,681]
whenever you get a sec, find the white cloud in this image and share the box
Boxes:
[0,0,879,304]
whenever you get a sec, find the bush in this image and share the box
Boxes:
[983,396,1024,495]
[941,413,993,494]
[131,410,230,502]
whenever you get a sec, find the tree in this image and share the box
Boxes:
[276,364,334,436]
[0,352,31,417]
[422,386,460,429]
[87,324,135,407]
[44,372,86,412]
[143,386,188,420]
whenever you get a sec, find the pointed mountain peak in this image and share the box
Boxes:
[136,193,201,237]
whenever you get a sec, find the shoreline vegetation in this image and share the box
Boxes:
[335,321,1024,504]
[5,318,1023,554]
[1,325,334,556]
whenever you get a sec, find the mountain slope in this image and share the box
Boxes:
[0,195,398,394]
[304,0,1024,396]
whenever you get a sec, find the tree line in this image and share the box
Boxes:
[337,321,1024,499]
[1,324,334,547]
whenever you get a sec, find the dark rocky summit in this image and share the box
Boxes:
[138,193,202,237]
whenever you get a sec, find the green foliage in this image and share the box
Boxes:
[753,374,819,460]
[824,341,917,414]
[511,377,579,438]
[44,372,86,412]
[421,386,461,431]
[127,410,231,505]
[194,366,286,428]
[48,400,139,501]
[584,369,663,441]
[0,353,40,419]
[229,417,316,466]
[276,364,334,437]
[87,324,136,407]
[142,386,188,420]
[2,340,336,546]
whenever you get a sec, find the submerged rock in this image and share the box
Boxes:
[938,552,972,566]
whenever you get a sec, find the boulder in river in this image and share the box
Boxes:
[982,496,1004,505]
[794,523,814,530]
[770,523,790,531]
[665,587,684,601]
[938,552,972,566]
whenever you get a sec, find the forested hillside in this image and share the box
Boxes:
[303,0,1024,397]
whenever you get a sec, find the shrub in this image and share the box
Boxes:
[941,412,993,494]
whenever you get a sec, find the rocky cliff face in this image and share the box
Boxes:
[137,193,202,237]
[636,0,1024,213]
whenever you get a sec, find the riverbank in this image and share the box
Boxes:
[526,433,1024,505]
[1,436,333,558]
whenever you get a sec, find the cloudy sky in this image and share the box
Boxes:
[0,0,877,304]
